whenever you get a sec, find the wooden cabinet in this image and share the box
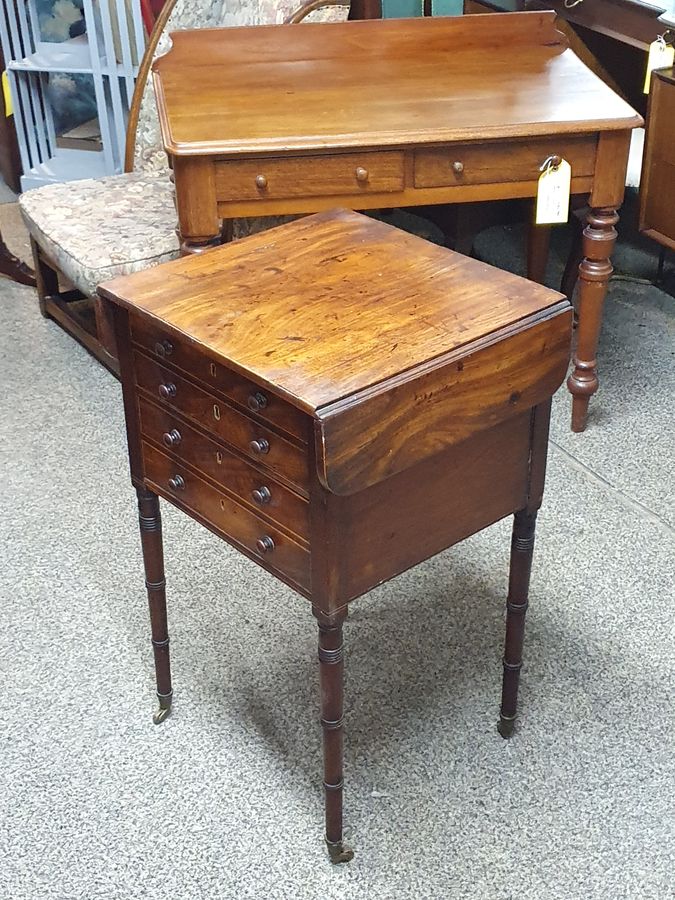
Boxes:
[640,67,675,252]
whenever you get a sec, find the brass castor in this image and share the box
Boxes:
[326,839,354,864]
[152,692,172,725]
[497,714,516,739]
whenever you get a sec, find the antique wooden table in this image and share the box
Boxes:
[152,12,637,433]
[100,209,572,861]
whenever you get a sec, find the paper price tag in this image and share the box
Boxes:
[536,158,571,225]
[644,39,674,94]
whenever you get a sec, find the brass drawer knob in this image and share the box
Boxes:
[168,474,185,491]
[255,174,268,190]
[249,438,270,455]
[452,161,464,174]
[154,339,173,357]
[162,428,182,448]
[256,535,275,554]
[355,166,369,183]
[158,382,177,400]
[252,486,272,505]
[247,391,268,412]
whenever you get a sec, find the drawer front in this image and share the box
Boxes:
[215,151,405,202]
[139,397,309,538]
[130,314,308,441]
[414,137,597,188]
[134,351,309,491]
[143,442,310,591]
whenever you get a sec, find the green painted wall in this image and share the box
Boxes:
[381,0,464,17]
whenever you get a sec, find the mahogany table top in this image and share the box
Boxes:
[151,12,641,158]
[99,209,566,414]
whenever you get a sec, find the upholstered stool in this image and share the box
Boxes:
[99,209,572,862]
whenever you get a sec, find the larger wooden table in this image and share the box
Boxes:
[152,11,641,432]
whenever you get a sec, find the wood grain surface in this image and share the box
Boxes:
[101,209,567,414]
[151,13,641,156]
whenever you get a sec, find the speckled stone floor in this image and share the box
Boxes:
[0,207,673,899]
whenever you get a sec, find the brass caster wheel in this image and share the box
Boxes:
[497,715,515,739]
[152,705,171,725]
[326,839,354,864]
[152,692,172,725]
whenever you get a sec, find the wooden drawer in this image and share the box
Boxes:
[134,351,309,491]
[414,137,597,188]
[139,397,309,537]
[130,314,308,442]
[215,151,405,202]
[143,442,311,591]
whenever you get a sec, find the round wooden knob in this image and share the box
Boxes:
[168,474,185,491]
[355,166,369,183]
[162,428,181,448]
[256,535,275,554]
[247,391,268,412]
[249,438,270,455]
[252,486,272,505]
[452,161,464,174]
[154,340,173,357]
[158,382,177,399]
[255,174,268,190]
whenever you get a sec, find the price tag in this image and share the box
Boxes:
[535,157,571,225]
[643,38,674,93]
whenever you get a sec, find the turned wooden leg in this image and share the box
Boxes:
[498,509,537,739]
[526,219,551,285]
[179,233,222,256]
[314,608,353,864]
[566,207,618,432]
[136,486,172,724]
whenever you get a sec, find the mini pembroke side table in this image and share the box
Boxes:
[99,209,572,863]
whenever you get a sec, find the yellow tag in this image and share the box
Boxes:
[2,71,12,117]
[536,158,571,225]
[644,39,674,93]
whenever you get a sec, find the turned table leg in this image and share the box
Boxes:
[314,608,353,864]
[566,207,618,432]
[498,509,537,739]
[136,487,173,724]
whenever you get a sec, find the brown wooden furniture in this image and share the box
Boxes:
[100,208,572,862]
[639,66,675,254]
[525,0,671,50]
[152,12,639,433]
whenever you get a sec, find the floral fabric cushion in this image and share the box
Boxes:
[19,172,180,297]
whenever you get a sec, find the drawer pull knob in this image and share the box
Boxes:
[158,382,177,400]
[162,428,182,448]
[452,161,464,174]
[255,174,268,190]
[256,535,275,554]
[249,438,270,455]
[252,486,272,505]
[355,166,369,183]
[247,391,268,412]
[154,340,173,357]
[168,474,185,491]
